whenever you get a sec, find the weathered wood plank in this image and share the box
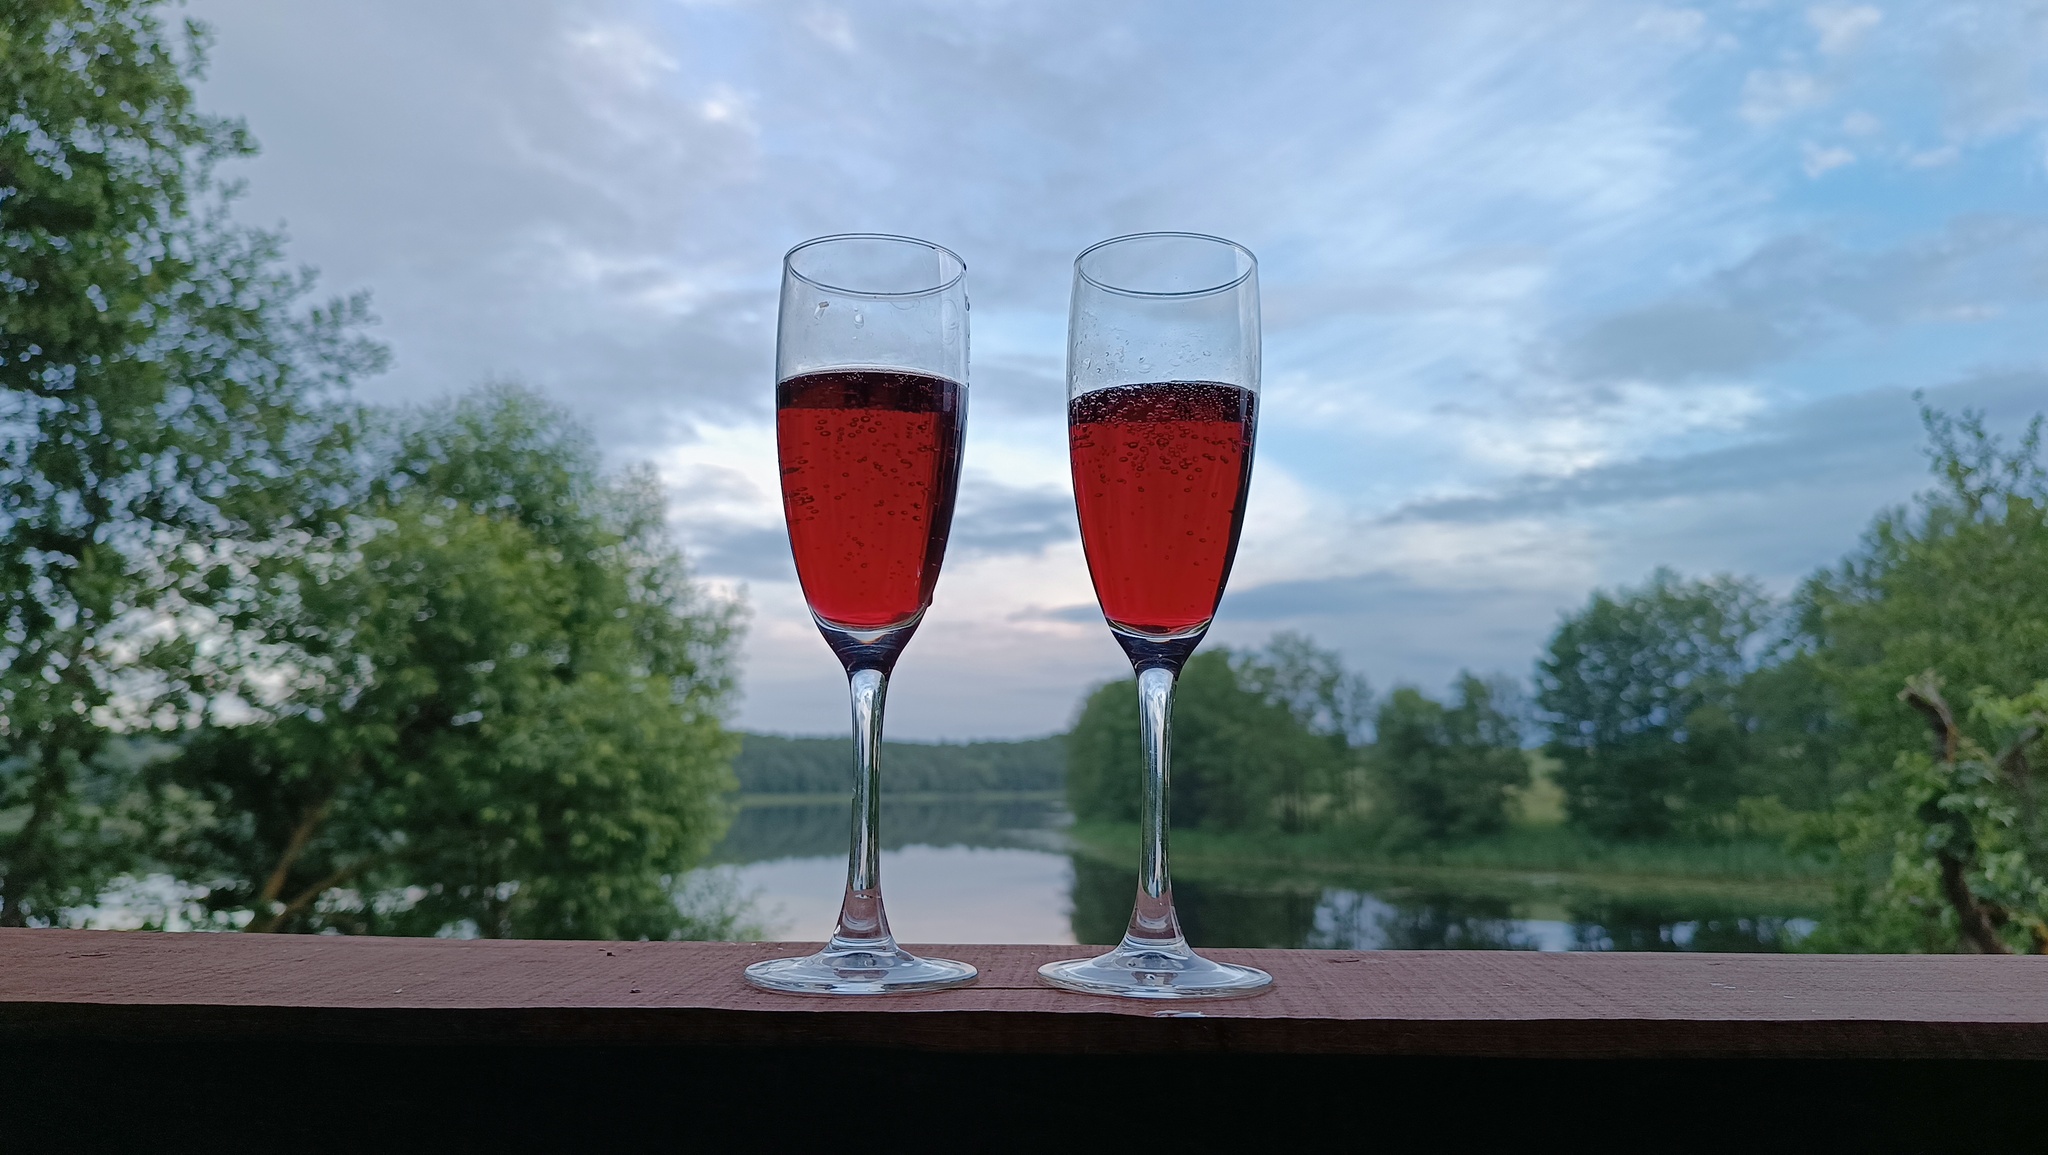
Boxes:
[3,929,2045,1058]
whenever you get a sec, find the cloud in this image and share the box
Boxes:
[1559,300,1798,382]
[686,523,795,582]
[1012,603,1103,627]
[1802,142,1856,176]
[950,478,1076,558]
[1929,3,2048,141]
[1554,217,2048,384]
[1636,7,1708,45]
[1388,369,2048,527]
[1213,571,1578,694]
[1809,5,1882,55]
[1741,69,1826,124]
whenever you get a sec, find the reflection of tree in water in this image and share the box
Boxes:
[1068,856,1132,945]
[1067,856,1322,947]
[717,799,1821,954]
[1566,899,1812,952]
[1070,858,1817,952]
[1310,890,1535,951]
[708,800,1065,864]
[1178,879,1323,949]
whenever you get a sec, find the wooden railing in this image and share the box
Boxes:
[4,929,2044,1142]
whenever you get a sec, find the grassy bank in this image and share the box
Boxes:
[732,789,1066,808]
[1067,821,1832,905]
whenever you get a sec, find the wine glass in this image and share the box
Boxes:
[744,234,976,995]
[1040,232,1273,999]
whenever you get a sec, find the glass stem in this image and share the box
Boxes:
[831,666,894,950]
[1126,665,1185,948]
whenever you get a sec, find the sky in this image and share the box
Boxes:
[182,0,2048,739]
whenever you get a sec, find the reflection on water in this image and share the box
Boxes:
[707,799,1818,952]
[710,799,1076,944]
[709,798,1068,865]
[1066,857,1815,950]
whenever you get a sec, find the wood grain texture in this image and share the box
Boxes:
[3,929,2045,1058]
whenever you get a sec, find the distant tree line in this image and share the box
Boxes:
[733,734,1064,795]
[2,1,744,938]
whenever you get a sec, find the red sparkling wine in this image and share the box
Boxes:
[1069,381,1256,636]
[777,369,965,631]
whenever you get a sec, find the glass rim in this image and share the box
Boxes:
[1074,231,1258,299]
[783,232,967,299]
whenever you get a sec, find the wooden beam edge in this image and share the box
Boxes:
[5,1002,2046,1059]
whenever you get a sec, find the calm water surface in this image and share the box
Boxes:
[705,798,1818,951]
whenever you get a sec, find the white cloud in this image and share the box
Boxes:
[567,19,679,88]
[1636,7,1708,45]
[1741,69,1825,124]
[1929,3,2048,141]
[1909,143,1961,168]
[698,82,759,134]
[1802,142,1856,176]
[1808,4,1882,55]
[801,6,858,52]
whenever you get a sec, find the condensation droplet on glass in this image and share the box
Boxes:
[852,310,864,328]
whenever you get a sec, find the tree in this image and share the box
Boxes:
[1536,569,1773,837]
[1,0,380,924]
[1065,646,1346,833]
[1232,632,1373,828]
[1803,409,2048,952]
[1801,409,2048,784]
[1732,650,1845,813]
[1233,631,1374,747]
[166,388,745,938]
[1810,676,2048,954]
[1372,675,1529,840]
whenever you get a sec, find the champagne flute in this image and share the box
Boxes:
[1040,232,1273,999]
[744,234,976,995]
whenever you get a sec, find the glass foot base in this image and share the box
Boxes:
[745,943,977,996]
[1039,940,1273,1000]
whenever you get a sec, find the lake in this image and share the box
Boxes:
[703,796,1822,951]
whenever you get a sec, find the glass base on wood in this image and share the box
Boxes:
[744,942,977,996]
[1038,938,1272,1000]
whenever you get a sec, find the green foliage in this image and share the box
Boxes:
[1,0,381,924]
[1066,638,1356,833]
[1537,569,1775,838]
[732,733,1064,795]
[1803,410,2048,952]
[166,388,744,938]
[1731,651,1846,811]
[1066,820,1828,890]
[1372,675,1529,840]
[1065,675,1140,825]
[1800,409,2048,785]
[1806,677,2048,954]
[1232,631,1374,746]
